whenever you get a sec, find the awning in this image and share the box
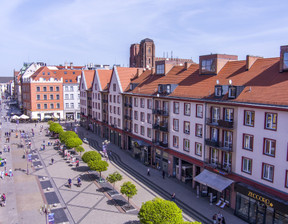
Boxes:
[194,169,234,192]
[44,115,52,119]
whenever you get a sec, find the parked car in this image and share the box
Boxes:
[83,138,89,144]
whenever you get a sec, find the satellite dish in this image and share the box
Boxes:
[216,80,219,85]
[229,80,232,85]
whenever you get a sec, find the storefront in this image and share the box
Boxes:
[66,112,74,120]
[131,139,151,165]
[235,182,288,224]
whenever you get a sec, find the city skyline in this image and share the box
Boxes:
[1,0,288,76]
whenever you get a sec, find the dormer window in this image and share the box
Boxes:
[228,86,236,98]
[130,83,133,90]
[156,64,164,74]
[201,59,216,73]
[284,52,288,70]
[215,86,222,97]
[166,85,170,93]
[158,85,163,93]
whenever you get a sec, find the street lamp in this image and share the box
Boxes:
[39,204,53,224]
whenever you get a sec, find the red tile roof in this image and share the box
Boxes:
[115,67,138,91]
[82,70,95,89]
[97,69,112,90]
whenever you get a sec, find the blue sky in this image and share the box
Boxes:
[1,0,288,76]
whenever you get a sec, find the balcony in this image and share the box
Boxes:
[152,109,161,115]
[102,99,108,103]
[124,115,132,120]
[206,118,234,129]
[153,123,160,129]
[161,110,169,116]
[159,141,168,148]
[205,139,233,152]
[124,127,132,132]
[152,139,160,145]
[124,103,132,108]
[204,159,231,174]
[159,124,168,132]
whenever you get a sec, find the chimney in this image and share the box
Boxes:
[136,68,143,77]
[70,62,73,70]
[65,62,68,69]
[151,67,155,74]
[280,45,288,73]
[184,62,191,70]
[246,55,262,70]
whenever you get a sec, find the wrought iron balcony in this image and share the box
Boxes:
[161,110,169,116]
[153,123,160,129]
[124,103,132,108]
[152,109,162,115]
[124,115,132,120]
[205,138,220,147]
[102,99,108,103]
[152,139,160,145]
[124,127,132,132]
[205,139,233,152]
[159,141,168,148]
[206,118,234,129]
[204,159,231,174]
[159,125,168,132]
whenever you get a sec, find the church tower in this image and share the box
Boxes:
[130,38,155,68]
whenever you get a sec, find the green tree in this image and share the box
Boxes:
[106,172,122,191]
[65,137,82,149]
[49,123,63,134]
[88,160,109,180]
[48,120,54,125]
[120,181,137,206]
[82,151,101,163]
[138,198,183,224]
[75,145,85,156]
[59,131,78,143]
[182,222,201,224]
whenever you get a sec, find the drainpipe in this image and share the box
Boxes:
[203,102,207,170]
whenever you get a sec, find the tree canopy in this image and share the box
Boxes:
[59,131,78,143]
[88,160,109,179]
[82,151,101,163]
[64,137,82,149]
[120,181,137,206]
[49,123,63,134]
[106,172,122,190]
[75,145,85,155]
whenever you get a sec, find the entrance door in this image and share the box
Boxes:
[256,202,265,224]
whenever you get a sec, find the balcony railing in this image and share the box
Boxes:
[102,99,108,103]
[159,141,168,148]
[152,109,169,116]
[159,125,168,132]
[153,123,168,132]
[204,159,231,174]
[152,109,162,115]
[205,138,220,147]
[124,127,132,132]
[161,110,169,116]
[206,118,234,129]
[205,139,233,152]
[124,103,132,108]
[124,115,132,120]
[152,139,160,145]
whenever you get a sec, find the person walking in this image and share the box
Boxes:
[1,193,6,207]
[171,193,176,202]
[147,168,150,176]
[162,170,165,179]
[9,168,12,177]
[51,158,54,164]
[1,171,4,179]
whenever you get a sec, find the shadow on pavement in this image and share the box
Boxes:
[71,166,90,172]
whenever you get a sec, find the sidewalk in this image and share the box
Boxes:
[76,125,247,224]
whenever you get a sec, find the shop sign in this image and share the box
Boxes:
[247,191,273,207]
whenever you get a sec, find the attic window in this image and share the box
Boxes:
[201,59,216,73]
[215,86,222,97]
[70,79,72,82]
[130,83,133,90]
[228,86,236,98]
[284,52,288,70]
[73,72,75,74]
[158,85,163,93]
[156,64,164,74]
[48,72,50,75]
[166,85,170,93]
[54,71,56,74]
[42,72,45,75]
[64,71,67,74]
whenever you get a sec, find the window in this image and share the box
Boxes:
[109,95,112,102]
[37,104,41,109]
[113,106,116,114]
[56,94,60,100]
[141,126,145,136]
[69,79,72,82]
[183,139,190,152]
[265,113,277,130]
[70,86,73,91]
[211,128,219,141]
[114,118,116,125]
[195,124,202,137]
[284,52,288,70]
[195,143,202,156]
[262,163,274,182]
[113,84,116,91]
[117,107,120,115]
[37,95,40,100]
[184,103,191,116]
[56,103,60,109]
[210,148,218,164]
[224,108,234,121]
[65,103,69,108]
[173,136,179,148]
[43,87,47,92]
[65,79,68,83]
[43,95,47,100]
[196,104,203,118]
[50,86,53,92]
[117,96,120,104]
[147,114,151,124]
[173,119,179,131]
[140,112,145,122]
[113,95,116,103]
[243,134,253,151]
[70,94,74,100]
[110,105,112,113]
[173,102,179,114]
[244,110,254,126]
[44,104,47,109]
[134,111,138,120]
[285,170,288,188]
[228,87,236,98]
[147,99,152,109]
[264,138,276,157]
[211,107,220,123]
[134,98,138,107]
[134,124,138,133]
[223,131,233,149]
[147,128,151,138]
[36,87,40,92]
[140,98,145,108]
[70,103,74,108]
[50,104,54,109]
[156,64,165,74]
[184,121,190,134]
[56,86,59,91]
[65,94,69,100]
[242,157,252,174]
[201,59,215,73]
[215,86,222,97]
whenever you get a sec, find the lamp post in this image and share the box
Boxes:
[40,204,52,224]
